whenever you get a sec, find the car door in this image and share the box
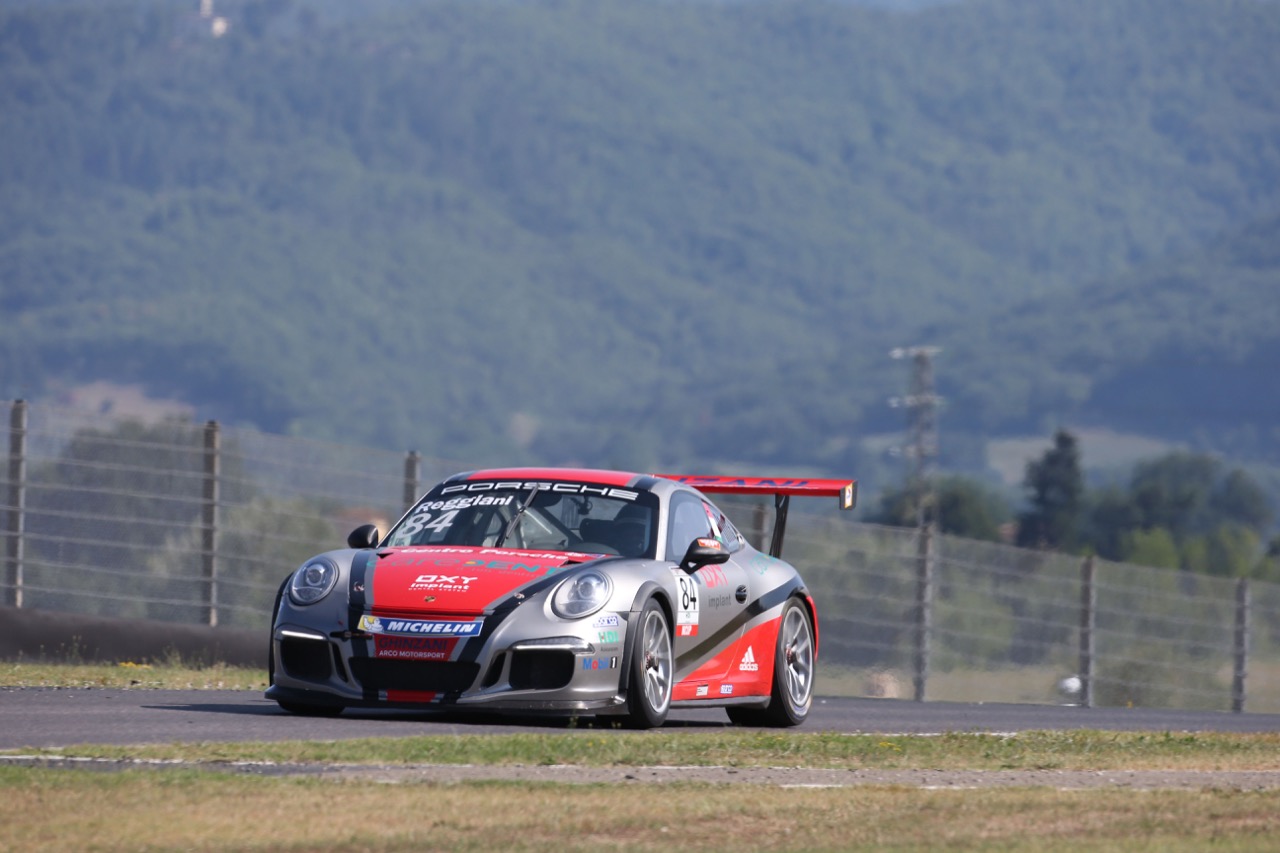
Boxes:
[666,492,750,684]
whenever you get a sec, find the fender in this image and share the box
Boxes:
[617,580,670,699]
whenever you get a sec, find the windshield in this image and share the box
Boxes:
[385,481,660,558]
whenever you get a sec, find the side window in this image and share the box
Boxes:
[666,494,714,560]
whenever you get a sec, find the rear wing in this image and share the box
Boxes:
[654,474,856,558]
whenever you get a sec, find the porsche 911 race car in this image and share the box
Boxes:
[266,467,855,728]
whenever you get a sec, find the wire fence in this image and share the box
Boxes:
[4,399,1279,712]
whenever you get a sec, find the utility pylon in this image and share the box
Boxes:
[891,346,941,703]
[889,346,941,527]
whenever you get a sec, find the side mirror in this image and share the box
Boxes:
[347,524,380,550]
[679,537,730,573]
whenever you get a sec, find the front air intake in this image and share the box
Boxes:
[348,659,480,693]
[508,649,574,690]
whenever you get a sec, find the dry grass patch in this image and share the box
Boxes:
[2,768,1279,852]
[0,659,265,690]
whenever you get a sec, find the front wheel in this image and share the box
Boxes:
[623,599,673,729]
[727,598,814,727]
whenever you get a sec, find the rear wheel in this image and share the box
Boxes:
[727,598,814,727]
[623,599,673,728]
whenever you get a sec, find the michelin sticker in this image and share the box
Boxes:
[358,615,482,637]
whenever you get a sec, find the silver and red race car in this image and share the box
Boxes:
[266,467,855,728]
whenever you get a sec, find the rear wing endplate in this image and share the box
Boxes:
[655,475,856,558]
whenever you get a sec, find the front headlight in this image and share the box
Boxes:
[551,570,613,619]
[288,558,339,606]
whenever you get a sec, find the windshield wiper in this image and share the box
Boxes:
[495,484,541,548]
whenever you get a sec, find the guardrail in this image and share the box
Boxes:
[4,399,1278,712]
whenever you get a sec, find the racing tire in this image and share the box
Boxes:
[727,598,814,728]
[623,598,673,729]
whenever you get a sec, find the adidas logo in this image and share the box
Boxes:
[739,646,759,672]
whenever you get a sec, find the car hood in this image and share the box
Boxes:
[368,545,605,616]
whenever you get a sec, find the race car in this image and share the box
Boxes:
[266,467,855,728]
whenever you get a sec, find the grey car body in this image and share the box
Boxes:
[266,467,854,728]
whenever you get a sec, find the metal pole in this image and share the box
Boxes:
[1232,577,1249,714]
[201,420,220,627]
[1079,555,1096,708]
[751,502,767,552]
[912,522,934,702]
[5,400,27,608]
[403,450,421,511]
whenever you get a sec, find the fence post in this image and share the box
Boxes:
[751,502,768,552]
[403,450,421,511]
[5,399,27,608]
[201,420,220,627]
[1232,577,1250,713]
[1079,555,1096,708]
[912,522,934,702]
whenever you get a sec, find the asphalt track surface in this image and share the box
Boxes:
[3,688,1279,749]
[5,690,1280,789]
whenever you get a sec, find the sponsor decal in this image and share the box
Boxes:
[676,624,698,638]
[409,574,477,592]
[422,548,572,559]
[695,684,709,697]
[457,559,567,575]
[402,547,594,567]
[746,552,779,576]
[597,630,620,644]
[441,481,640,501]
[720,684,734,695]
[705,594,732,610]
[696,564,729,588]
[373,635,453,661]
[592,614,620,628]
[581,656,619,670]
[739,646,759,672]
[391,548,587,571]
[359,615,482,637]
[421,495,515,511]
[671,476,825,489]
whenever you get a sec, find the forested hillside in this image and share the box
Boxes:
[1,0,1278,489]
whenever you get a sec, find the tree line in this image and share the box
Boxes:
[871,429,1279,581]
[2,0,1279,477]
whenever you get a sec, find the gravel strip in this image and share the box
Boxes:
[6,756,1280,790]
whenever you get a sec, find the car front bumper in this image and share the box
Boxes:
[268,607,636,714]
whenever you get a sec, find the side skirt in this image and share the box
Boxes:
[671,696,770,710]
